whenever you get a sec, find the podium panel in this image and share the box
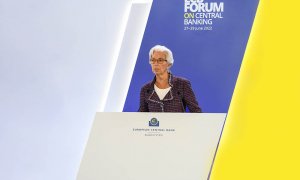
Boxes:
[77,113,226,180]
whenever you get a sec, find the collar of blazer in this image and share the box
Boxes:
[148,72,174,103]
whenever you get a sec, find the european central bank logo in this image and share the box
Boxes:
[149,118,159,127]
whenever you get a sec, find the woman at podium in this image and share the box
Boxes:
[138,45,202,112]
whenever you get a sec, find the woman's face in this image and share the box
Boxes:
[150,51,171,76]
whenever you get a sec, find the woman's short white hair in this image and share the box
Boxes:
[149,45,174,66]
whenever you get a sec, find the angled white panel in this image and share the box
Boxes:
[0,1,136,180]
[102,1,152,112]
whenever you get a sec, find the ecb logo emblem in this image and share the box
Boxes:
[149,118,159,127]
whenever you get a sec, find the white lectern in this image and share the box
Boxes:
[77,113,226,180]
